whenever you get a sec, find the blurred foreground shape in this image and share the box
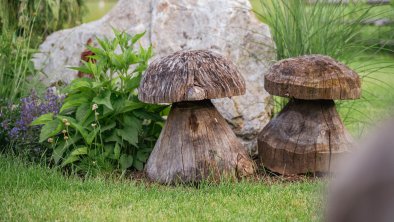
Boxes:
[327,118,394,222]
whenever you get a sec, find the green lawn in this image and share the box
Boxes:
[0,156,323,221]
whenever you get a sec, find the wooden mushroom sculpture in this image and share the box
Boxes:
[258,55,361,175]
[138,50,255,184]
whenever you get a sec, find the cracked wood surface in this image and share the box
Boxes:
[138,50,245,104]
[258,99,354,175]
[145,100,255,184]
[265,55,361,100]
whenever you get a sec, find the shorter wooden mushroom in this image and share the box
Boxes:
[139,50,255,184]
[258,55,361,175]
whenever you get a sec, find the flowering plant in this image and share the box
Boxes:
[0,89,63,161]
[32,31,168,175]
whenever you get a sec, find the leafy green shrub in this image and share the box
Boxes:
[32,31,168,175]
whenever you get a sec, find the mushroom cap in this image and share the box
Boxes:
[265,55,361,100]
[138,50,246,103]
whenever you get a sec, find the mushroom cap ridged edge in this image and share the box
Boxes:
[264,54,361,100]
[138,49,246,104]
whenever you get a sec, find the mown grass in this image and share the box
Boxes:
[0,155,323,221]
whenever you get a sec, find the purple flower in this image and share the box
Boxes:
[9,127,20,138]
[10,88,64,141]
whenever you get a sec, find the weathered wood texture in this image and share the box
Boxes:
[145,100,255,184]
[265,55,361,100]
[258,99,354,175]
[138,50,245,103]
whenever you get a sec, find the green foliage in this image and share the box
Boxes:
[0,0,85,37]
[252,0,379,61]
[0,0,86,102]
[34,31,168,175]
[0,32,38,102]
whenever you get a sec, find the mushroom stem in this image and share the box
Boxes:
[145,100,255,184]
[258,99,354,175]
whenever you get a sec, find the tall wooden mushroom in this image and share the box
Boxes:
[138,50,255,184]
[258,55,361,175]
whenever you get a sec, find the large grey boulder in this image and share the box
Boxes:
[33,0,275,153]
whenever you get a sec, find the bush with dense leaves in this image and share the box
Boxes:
[32,31,168,175]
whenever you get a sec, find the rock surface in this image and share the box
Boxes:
[33,0,275,153]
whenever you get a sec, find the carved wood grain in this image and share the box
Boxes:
[258,99,354,175]
[145,100,255,184]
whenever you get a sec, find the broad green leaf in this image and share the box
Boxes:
[86,129,99,145]
[91,82,103,89]
[93,90,113,110]
[86,62,100,77]
[111,97,126,112]
[61,155,79,167]
[133,159,144,171]
[31,113,54,126]
[97,37,110,51]
[145,104,170,113]
[70,146,88,156]
[109,52,126,70]
[114,143,121,160]
[105,130,123,145]
[81,112,95,127]
[125,75,141,91]
[101,122,116,132]
[117,127,138,146]
[136,151,149,162]
[86,45,106,57]
[60,94,90,113]
[134,63,148,74]
[123,115,142,131]
[39,119,63,143]
[69,65,93,74]
[76,103,91,123]
[124,50,139,65]
[111,37,119,51]
[161,105,171,116]
[118,101,145,114]
[119,154,133,170]
[132,31,146,44]
[103,105,114,116]
[70,122,89,142]
[64,78,92,93]
[145,45,153,60]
